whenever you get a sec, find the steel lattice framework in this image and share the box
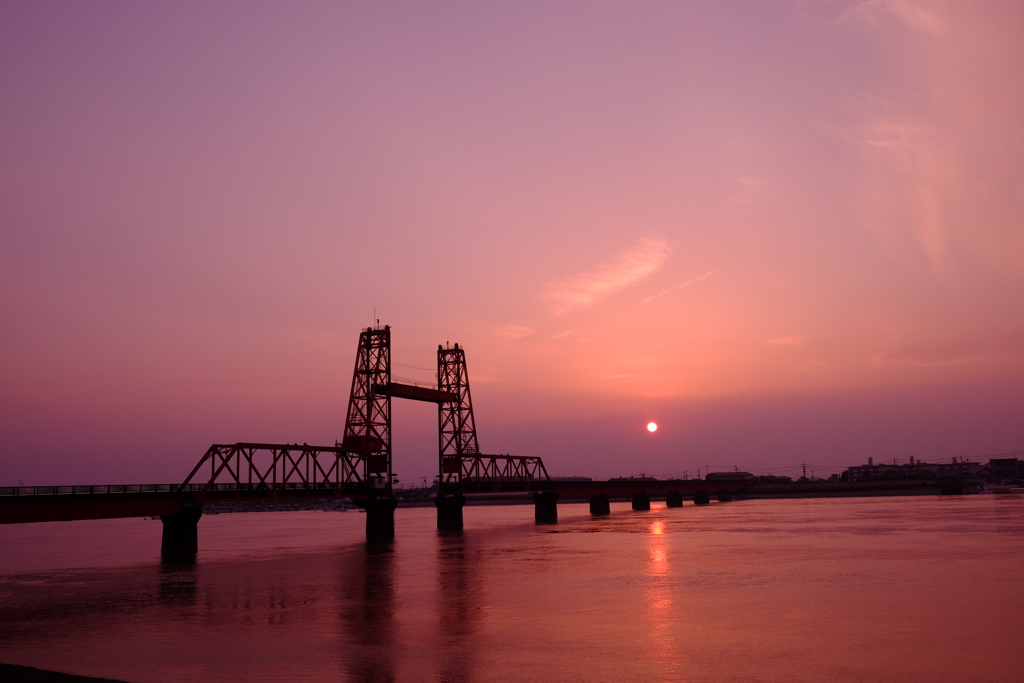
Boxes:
[341,326,392,488]
[178,443,365,500]
[176,328,548,500]
[437,343,479,488]
[457,454,551,492]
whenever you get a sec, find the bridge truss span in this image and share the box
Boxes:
[456,454,551,493]
[179,442,366,501]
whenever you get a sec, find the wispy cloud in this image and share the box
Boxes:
[840,0,944,34]
[552,329,576,340]
[874,328,1024,367]
[729,176,770,208]
[765,336,808,346]
[491,324,535,339]
[545,237,671,316]
[855,118,948,266]
[641,269,717,304]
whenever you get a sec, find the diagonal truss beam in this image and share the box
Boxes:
[457,454,551,492]
[178,443,365,501]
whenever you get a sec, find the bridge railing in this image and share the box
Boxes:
[0,484,182,496]
[0,481,362,499]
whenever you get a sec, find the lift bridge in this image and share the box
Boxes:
[0,324,746,558]
[174,325,550,540]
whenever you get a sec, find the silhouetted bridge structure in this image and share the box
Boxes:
[1,325,748,558]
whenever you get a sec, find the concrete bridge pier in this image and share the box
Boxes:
[359,497,398,540]
[435,492,466,531]
[665,491,683,508]
[589,494,610,515]
[160,504,202,560]
[716,489,733,502]
[533,491,558,524]
[693,490,710,506]
[631,492,650,511]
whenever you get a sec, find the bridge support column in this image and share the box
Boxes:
[589,494,610,515]
[665,491,683,508]
[631,492,650,511]
[160,504,202,561]
[717,489,733,502]
[435,493,466,531]
[693,490,710,506]
[358,497,398,540]
[533,491,558,524]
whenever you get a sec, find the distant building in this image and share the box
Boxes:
[845,456,981,482]
[931,459,983,479]
[976,458,1022,485]
[549,476,594,482]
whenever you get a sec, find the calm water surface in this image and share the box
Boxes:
[1,495,1021,682]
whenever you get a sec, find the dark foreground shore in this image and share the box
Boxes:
[0,663,127,682]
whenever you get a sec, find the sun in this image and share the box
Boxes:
[646,422,658,433]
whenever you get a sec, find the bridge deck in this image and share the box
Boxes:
[0,491,187,524]
[546,479,748,498]
[454,478,749,496]
[0,483,362,524]
[1,479,750,524]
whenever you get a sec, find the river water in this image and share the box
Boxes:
[0,495,1021,682]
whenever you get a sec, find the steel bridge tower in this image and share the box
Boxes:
[341,325,391,486]
[437,343,478,490]
[340,325,396,535]
[334,325,547,534]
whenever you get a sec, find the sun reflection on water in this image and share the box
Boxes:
[646,517,686,681]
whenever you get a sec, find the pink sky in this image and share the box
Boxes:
[2,1,1022,485]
